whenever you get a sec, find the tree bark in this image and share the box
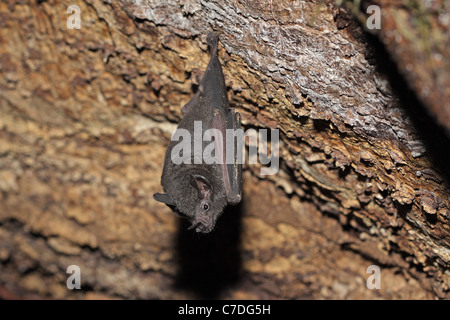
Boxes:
[0,0,448,299]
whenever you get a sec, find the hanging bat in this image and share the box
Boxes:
[153,32,242,233]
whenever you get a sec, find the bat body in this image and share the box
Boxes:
[153,33,242,233]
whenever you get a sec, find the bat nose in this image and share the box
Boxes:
[188,221,201,230]
[189,216,213,233]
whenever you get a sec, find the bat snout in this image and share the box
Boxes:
[189,215,214,233]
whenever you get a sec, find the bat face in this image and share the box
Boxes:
[185,173,221,233]
[153,32,242,233]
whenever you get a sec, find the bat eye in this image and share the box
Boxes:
[202,203,210,212]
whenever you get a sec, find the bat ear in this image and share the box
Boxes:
[153,193,176,206]
[189,174,212,200]
[188,174,199,190]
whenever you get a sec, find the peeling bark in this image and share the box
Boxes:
[0,0,448,299]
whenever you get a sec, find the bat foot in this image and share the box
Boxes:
[207,32,219,57]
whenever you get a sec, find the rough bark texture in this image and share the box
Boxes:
[339,0,450,133]
[0,0,449,299]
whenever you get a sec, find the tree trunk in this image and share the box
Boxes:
[0,0,448,299]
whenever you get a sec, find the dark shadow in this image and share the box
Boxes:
[173,203,243,299]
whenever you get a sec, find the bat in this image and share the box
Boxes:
[153,32,242,233]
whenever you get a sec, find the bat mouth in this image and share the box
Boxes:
[188,216,214,233]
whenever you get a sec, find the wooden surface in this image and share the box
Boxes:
[0,0,448,299]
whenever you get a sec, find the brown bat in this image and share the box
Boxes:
[153,32,242,233]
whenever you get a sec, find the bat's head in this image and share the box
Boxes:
[186,174,219,233]
[153,173,227,233]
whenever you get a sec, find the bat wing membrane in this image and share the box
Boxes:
[153,192,176,206]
